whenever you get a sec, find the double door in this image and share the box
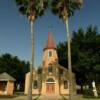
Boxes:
[46,83,55,94]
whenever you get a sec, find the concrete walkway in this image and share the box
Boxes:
[39,94,62,100]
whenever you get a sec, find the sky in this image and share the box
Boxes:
[0,0,100,67]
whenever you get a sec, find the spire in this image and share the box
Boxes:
[43,32,56,50]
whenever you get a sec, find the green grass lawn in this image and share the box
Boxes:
[61,95,100,100]
[75,95,100,100]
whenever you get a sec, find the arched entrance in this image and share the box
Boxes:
[46,78,55,94]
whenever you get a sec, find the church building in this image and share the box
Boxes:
[24,32,76,95]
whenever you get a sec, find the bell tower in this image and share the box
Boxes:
[43,32,58,67]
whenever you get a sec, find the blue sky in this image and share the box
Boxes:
[0,0,100,67]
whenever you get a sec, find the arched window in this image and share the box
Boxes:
[48,51,52,57]
[64,80,68,89]
[47,78,54,82]
[38,68,42,74]
[33,80,38,89]
[48,64,53,73]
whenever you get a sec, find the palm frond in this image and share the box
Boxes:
[15,0,48,20]
[51,0,83,20]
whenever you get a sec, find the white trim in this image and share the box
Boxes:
[46,82,55,83]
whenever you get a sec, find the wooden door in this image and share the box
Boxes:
[46,83,55,94]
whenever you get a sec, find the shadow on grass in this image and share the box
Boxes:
[59,96,68,100]
[0,93,39,100]
[83,95,100,99]
[33,95,40,100]
[0,95,17,99]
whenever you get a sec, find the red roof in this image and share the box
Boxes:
[44,32,56,50]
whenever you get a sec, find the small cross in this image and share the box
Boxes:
[48,25,54,32]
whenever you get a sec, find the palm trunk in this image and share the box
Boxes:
[27,20,34,100]
[65,18,74,100]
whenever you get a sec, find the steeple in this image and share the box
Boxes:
[43,32,56,51]
[43,32,58,67]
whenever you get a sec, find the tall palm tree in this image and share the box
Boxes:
[15,0,48,100]
[51,0,83,100]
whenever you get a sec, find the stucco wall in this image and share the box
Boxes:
[43,49,58,66]
[24,73,30,94]
[7,81,14,95]
[24,72,40,95]
[60,83,69,95]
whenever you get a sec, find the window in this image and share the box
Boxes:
[64,80,68,89]
[48,65,53,73]
[38,68,42,74]
[48,51,52,57]
[33,80,38,89]
[0,81,7,91]
[59,69,64,76]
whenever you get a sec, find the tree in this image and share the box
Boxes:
[51,0,83,99]
[15,0,48,100]
[57,26,100,94]
[0,53,29,91]
[57,42,68,67]
[73,26,100,93]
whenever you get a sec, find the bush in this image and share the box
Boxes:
[83,89,100,99]
[83,89,93,97]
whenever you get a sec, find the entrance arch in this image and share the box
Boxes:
[46,78,55,94]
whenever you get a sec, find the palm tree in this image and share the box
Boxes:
[51,0,83,100]
[15,0,48,100]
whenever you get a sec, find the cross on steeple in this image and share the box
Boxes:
[48,25,54,33]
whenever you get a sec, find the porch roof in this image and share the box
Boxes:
[0,72,16,81]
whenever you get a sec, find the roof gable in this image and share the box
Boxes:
[0,72,16,81]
